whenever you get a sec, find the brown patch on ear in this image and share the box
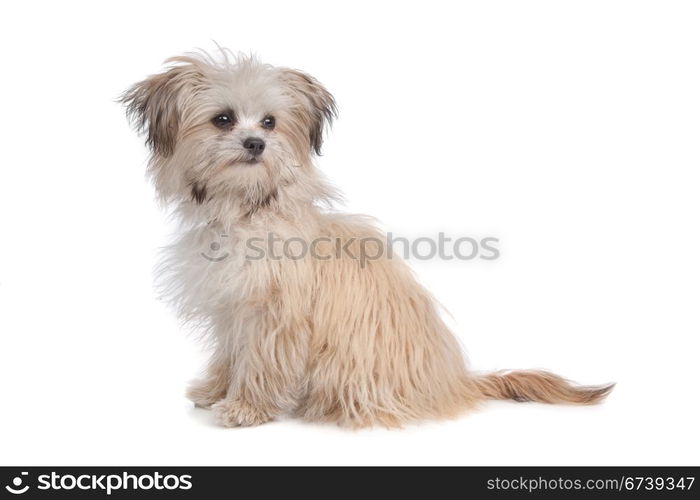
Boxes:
[121,59,204,156]
[279,69,337,155]
[190,182,208,204]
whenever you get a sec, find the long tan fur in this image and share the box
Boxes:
[122,49,613,428]
[475,370,614,405]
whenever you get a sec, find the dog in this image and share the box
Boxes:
[121,49,613,428]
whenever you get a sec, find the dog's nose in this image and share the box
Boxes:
[243,137,265,156]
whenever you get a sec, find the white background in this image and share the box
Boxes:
[0,0,698,466]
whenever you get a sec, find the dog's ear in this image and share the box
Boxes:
[279,69,337,155]
[121,59,204,156]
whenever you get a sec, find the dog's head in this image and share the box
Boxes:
[121,51,336,215]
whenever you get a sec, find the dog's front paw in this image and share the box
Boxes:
[186,380,226,409]
[212,398,273,427]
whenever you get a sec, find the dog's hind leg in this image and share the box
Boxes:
[186,343,231,408]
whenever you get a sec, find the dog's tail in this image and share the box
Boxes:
[474,369,614,405]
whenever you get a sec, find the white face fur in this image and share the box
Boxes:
[122,51,337,221]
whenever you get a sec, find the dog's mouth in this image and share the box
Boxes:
[231,155,263,167]
[223,155,264,168]
[225,158,261,168]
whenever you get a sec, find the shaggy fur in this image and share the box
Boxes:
[121,49,613,428]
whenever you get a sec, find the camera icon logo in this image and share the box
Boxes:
[201,233,230,262]
[5,472,29,494]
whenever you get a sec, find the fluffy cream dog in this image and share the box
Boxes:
[122,49,613,428]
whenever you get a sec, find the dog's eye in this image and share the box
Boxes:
[261,116,275,130]
[212,113,234,129]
